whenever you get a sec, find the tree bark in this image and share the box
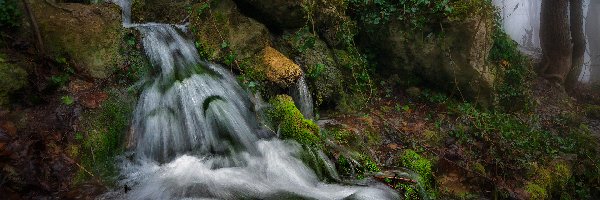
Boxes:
[589,0,600,84]
[565,0,586,90]
[21,0,45,57]
[539,0,572,83]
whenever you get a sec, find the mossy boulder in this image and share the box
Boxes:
[364,14,498,106]
[268,95,321,147]
[131,0,192,23]
[276,28,344,107]
[31,2,124,79]
[262,47,302,87]
[190,0,271,62]
[0,54,27,106]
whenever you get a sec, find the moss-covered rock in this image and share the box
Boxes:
[267,95,321,147]
[362,5,498,106]
[262,47,302,87]
[31,2,124,79]
[276,28,344,107]
[190,0,271,62]
[0,54,27,106]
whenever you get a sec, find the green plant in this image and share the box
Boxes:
[489,11,533,112]
[61,95,75,105]
[0,53,27,106]
[400,149,436,199]
[0,0,21,28]
[347,0,453,31]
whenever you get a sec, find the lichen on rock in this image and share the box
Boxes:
[262,47,302,87]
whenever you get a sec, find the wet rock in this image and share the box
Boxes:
[31,2,124,79]
[190,0,271,62]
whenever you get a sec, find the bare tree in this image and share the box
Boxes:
[589,0,600,84]
[566,0,586,89]
[539,0,572,83]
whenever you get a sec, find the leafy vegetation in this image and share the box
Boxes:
[347,0,453,30]
[0,0,20,28]
[489,12,533,112]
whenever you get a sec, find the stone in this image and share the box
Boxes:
[31,3,124,79]
[365,15,498,106]
[190,0,271,62]
[262,47,302,87]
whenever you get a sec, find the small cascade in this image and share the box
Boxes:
[105,1,398,199]
[290,74,315,119]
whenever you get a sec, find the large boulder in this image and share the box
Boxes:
[190,0,271,62]
[191,0,305,88]
[366,15,497,105]
[31,3,124,79]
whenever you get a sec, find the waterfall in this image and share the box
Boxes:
[290,74,315,119]
[104,1,398,199]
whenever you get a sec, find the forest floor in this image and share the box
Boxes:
[321,79,600,199]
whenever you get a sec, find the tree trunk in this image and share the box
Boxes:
[589,0,600,84]
[539,0,572,83]
[21,0,45,57]
[565,0,586,90]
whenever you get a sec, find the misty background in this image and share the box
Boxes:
[492,0,598,83]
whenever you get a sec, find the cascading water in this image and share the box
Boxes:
[106,1,398,199]
[290,74,314,119]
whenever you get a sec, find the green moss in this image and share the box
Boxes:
[525,161,573,199]
[268,95,321,147]
[400,150,436,199]
[0,0,20,28]
[401,150,433,182]
[75,91,134,184]
[526,183,548,200]
[585,105,600,119]
[0,53,27,106]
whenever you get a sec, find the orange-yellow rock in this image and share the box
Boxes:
[262,47,302,87]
